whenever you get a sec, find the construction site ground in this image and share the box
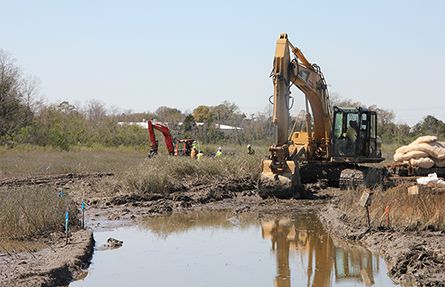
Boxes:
[1,171,445,287]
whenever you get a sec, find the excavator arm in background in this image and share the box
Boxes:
[147,120,175,157]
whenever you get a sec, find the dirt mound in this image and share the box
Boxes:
[197,178,256,203]
[390,244,445,286]
[319,204,445,286]
[0,230,94,287]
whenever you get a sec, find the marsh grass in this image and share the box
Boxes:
[339,184,445,230]
[0,147,147,178]
[123,153,262,194]
[0,144,265,239]
[0,186,78,240]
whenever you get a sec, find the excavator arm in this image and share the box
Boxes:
[273,33,332,159]
[147,120,175,157]
[259,33,333,198]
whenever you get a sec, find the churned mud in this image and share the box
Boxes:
[0,230,94,287]
[319,205,445,286]
[2,172,445,286]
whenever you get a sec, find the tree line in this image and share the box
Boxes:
[1,49,444,150]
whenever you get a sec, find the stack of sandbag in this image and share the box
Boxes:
[393,136,445,168]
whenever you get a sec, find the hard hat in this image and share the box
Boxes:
[218,147,222,151]
[247,144,251,148]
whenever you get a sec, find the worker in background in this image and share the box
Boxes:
[215,147,222,157]
[192,140,198,149]
[247,144,255,155]
[191,147,198,159]
[197,150,204,160]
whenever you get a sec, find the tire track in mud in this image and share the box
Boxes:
[0,172,114,188]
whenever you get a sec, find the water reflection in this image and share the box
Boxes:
[71,211,396,287]
[139,210,254,238]
[261,214,379,287]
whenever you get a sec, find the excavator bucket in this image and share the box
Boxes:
[258,159,305,199]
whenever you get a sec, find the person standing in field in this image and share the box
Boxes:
[247,144,255,155]
[191,147,198,159]
[197,150,204,160]
[215,147,222,157]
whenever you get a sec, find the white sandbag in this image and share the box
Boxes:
[410,157,435,169]
[394,150,429,162]
[417,173,439,185]
[396,142,445,160]
[393,152,404,162]
[409,135,438,146]
[395,145,411,154]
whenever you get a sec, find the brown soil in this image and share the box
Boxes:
[319,205,445,286]
[2,172,445,287]
[0,230,93,287]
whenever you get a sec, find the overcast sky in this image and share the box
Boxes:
[1,0,444,125]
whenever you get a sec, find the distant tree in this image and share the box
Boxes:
[155,106,183,124]
[211,101,245,126]
[412,115,445,138]
[115,111,155,122]
[0,50,34,141]
[85,100,107,122]
[330,94,362,108]
[182,114,195,132]
[192,105,214,123]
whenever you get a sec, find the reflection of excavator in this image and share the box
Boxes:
[259,33,384,198]
[261,216,378,287]
[147,120,194,158]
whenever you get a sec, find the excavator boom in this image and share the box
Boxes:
[147,120,175,156]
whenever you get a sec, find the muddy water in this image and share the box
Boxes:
[71,212,398,287]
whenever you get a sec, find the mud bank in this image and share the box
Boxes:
[319,205,445,286]
[3,171,445,286]
[0,230,94,287]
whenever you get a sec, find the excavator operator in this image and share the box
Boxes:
[345,120,358,142]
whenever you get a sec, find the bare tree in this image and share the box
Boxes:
[0,50,34,140]
[86,100,107,122]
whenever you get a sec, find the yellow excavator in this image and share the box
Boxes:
[259,33,384,198]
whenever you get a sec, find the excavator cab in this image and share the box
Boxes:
[175,139,194,156]
[331,106,383,163]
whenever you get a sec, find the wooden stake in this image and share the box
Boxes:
[365,205,371,228]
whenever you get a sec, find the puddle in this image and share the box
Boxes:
[71,211,399,287]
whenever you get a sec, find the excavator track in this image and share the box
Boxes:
[339,169,365,190]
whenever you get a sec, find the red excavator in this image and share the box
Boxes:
[147,120,194,158]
